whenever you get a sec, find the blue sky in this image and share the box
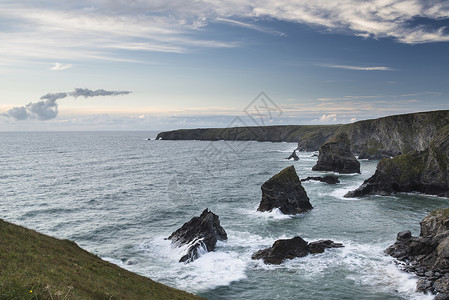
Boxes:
[1,0,449,131]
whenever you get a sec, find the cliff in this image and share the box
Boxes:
[345,124,449,198]
[337,110,449,158]
[156,125,340,148]
[0,218,202,300]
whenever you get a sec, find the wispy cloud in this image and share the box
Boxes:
[50,63,73,71]
[216,17,286,36]
[1,1,448,64]
[324,64,394,71]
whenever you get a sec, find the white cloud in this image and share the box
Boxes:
[319,113,337,122]
[324,64,393,71]
[50,63,73,71]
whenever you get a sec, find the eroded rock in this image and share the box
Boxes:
[167,209,227,263]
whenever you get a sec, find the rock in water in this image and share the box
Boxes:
[286,150,300,161]
[167,209,227,263]
[257,165,312,215]
[345,124,449,198]
[385,207,449,297]
[312,132,360,174]
[252,236,343,265]
[301,176,340,184]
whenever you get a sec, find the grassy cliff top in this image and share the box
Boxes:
[0,218,203,300]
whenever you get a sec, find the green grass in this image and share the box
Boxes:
[0,219,203,300]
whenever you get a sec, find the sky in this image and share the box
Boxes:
[1,0,449,131]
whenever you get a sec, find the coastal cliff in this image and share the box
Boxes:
[337,110,449,158]
[156,125,339,148]
[345,124,449,198]
[155,111,449,157]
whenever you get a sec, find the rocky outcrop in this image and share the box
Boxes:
[167,209,227,263]
[312,132,360,174]
[251,236,343,265]
[345,124,449,198]
[385,208,449,298]
[338,110,449,159]
[301,176,340,184]
[156,125,340,145]
[257,166,312,214]
[286,150,299,161]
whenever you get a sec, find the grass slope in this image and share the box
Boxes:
[0,219,203,300]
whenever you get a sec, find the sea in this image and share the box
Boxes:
[1,131,449,300]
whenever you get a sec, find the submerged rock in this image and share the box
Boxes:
[312,132,360,174]
[252,236,343,265]
[385,207,449,297]
[301,176,340,184]
[167,209,227,263]
[257,165,312,215]
[345,124,449,198]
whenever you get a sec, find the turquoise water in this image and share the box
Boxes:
[1,131,449,299]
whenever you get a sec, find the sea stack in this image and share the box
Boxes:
[167,209,227,263]
[257,165,312,214]
[312,132,360,174]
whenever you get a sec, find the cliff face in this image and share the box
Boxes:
[338,110,449,158]
[156,125,340,146]
[155,111,449,156]
[345,124,449,198]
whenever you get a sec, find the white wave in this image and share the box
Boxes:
[341,242,433,300]
[135,236,247,292]
[246,207,293,220]
[329,183,363,200]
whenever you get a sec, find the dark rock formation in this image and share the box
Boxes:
[337,110,449,159]
[301,176,340,184]
[385,208,449,297]
[312,132,360,174]
[345,124,449,198]
[286,150,299,161]
[167,209,227,263]
[252,236,343,265]
[257,165,312,214]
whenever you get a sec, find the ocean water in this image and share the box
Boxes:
[1,131,449,300]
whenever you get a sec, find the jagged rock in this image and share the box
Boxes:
[167,209,227,263]
[345,124,449,198]
[385,208,449,296]
[286,150,299,161]
[251,236,343,265]
[257,166,312,215]
[312,132,360,174]
[301,176,340,184]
